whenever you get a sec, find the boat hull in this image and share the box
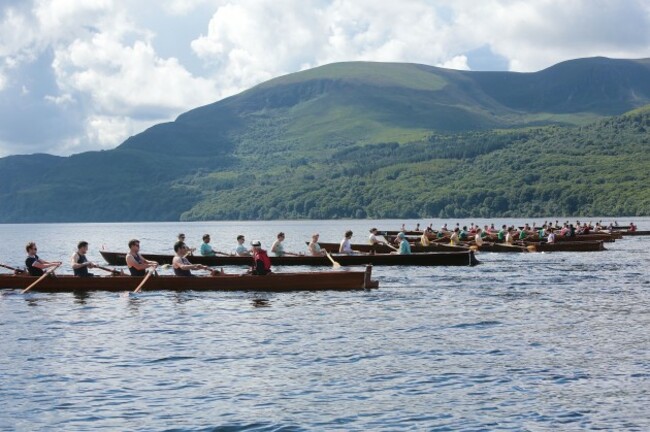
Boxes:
[0,268,378,292]
[524,240,606,252]
[99,250,479,267]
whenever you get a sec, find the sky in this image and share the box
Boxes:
[0,0,649,157]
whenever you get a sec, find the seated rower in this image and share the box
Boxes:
[308,233,326,256]
[629,222,637,232]
[368,228,382,246]
[449,228,460,246]
[25,242,61,276]
[173,242,221,276]
[473,228,484,247]
[339,230,357,255]
[125,239,158,276]
[71,241,96,277]
[200,234,217,256]
[396,232,411,255]
[250,241,272,275]
[505,228,515,245]
[271,232,298,257]
[420,229,431,246]
[547,230,557,244]
[235,235,251,256]
[177,233,195,255]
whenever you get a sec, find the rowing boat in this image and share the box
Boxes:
[0,266,378,292]
[523,240,606,252]
[314,242,469,254]
[99,250,480,267]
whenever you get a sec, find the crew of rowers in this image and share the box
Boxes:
[396,220,638,246]
[19,229,412,279]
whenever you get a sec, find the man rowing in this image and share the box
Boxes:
[173,242,221,276]
[71,241,96,277]
[250,241,272,275]
[125,239,158,276]
[200,234,217,256]
[235,235,251,256]
[25,242,61,276]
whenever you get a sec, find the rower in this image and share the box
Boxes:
[177,233,195,255]
[497,225,507,242]
[396,232,411,255]
[449,228,460,246]
[308,233,326,256]
[368,228,382,246]
[420,229,431,246]
[173,242,220,276]
[250,241,272,275]
[71,241,96,277]
[235,235,251,256]
[474,228,484,247]
[271,232,297,256]
[25,242,61,276]
[339,230,356,255]
[200,234,217,256]
[629,222,637,232]
[505,228,515,245]
[125,239,158,276]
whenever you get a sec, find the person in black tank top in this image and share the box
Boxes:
[172,242,222,276]
[71,241,96,277]
[25,242,62,276]
[125,239,158,276]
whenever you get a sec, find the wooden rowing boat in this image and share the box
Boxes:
[523,240,606,252]
[0,266,378,292]
[99,250,480,267]
[618,230,650,236]
[314,242,470,254]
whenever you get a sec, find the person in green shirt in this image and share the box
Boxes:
[200,234,217,256]
[497,225,507,242]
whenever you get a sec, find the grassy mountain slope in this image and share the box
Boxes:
[1,57,649,222]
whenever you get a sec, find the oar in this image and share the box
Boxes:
[133,268,155,293]
[324,251,341,269]
[21,263,61,294]
[96,265,124,276]
[0,263,25,273]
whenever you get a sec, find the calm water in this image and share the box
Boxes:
[1,218,649,431]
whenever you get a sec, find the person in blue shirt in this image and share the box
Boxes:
[235,235,251,256]
[200,234,217,256]
[397,232,412,255]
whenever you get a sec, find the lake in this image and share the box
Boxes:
[1,218,649,431]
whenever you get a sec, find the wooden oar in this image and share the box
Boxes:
[324,251,341,269]
[0,263,25,273]
[21,263,61,294]
[133,268,155,293]
[96,265,124,275]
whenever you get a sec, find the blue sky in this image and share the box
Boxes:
[1,0,649,157]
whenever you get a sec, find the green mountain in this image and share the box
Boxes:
[1,57,650,222]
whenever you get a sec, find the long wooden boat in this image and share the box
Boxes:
[99,250,480,267]
[618,230,650,236]
[314,242,470,254]
[0,267,378,292]
[523,240,606,252]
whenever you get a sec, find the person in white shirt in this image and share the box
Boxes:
[339,230,356,254]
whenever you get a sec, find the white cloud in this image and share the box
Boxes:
[1,0,650,156]
[438,55,470,71]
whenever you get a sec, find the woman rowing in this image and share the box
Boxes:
[308,233,326,256]
[339,230,358,255]
[173,242,221,276]
[125,239,158,276]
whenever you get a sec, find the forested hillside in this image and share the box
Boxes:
[0,57,649,222]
